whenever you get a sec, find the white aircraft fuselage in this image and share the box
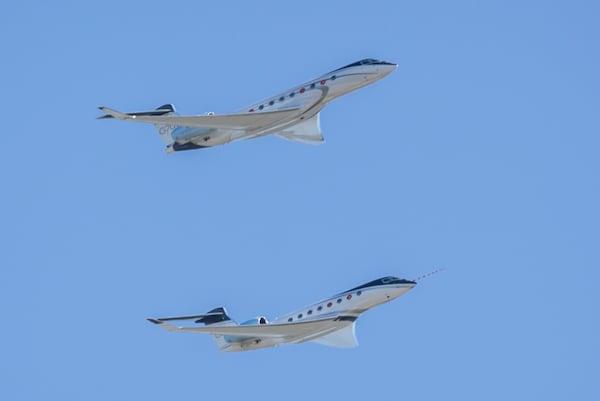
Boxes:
[98,58,397,152]
[148,276,416,352]
[220,58,397,144]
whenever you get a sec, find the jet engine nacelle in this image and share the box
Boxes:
[240,316,269,326]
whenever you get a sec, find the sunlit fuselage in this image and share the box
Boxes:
[172,59,397,147]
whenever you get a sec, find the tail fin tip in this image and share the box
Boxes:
[156,104,175,113]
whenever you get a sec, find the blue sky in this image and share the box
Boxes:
[1,0,599,399]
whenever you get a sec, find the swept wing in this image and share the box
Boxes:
[148,314,357,345]
[97,106,302,130]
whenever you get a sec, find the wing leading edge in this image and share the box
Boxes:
[97,106,302,130]
[147,315,357,347]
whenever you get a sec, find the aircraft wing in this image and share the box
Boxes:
[97,106,301,130]
[147,315,356,344]
[274,112,323,145]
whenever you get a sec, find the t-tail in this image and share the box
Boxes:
[97,104,177,153]
[147,307,237,351]
[193,307,238,351]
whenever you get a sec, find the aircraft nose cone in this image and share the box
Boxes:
[377,63,397,77]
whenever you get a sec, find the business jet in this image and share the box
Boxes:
[98,58,396,153]
[147,276,416,352]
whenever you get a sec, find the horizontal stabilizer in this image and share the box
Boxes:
[150,307,232,325]
[97,104,175,120]
[153,312,224,322]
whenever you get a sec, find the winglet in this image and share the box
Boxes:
[146,318,183,332]
[97,106,135,120]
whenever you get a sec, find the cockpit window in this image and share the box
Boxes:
[341,276,415,294]
[341,59,377,69]
[330,58,394,72]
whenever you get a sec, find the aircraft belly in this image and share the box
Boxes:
[221,336,281,352]
[172,126,237,147]
[224,334,253,343]
[190,131,233,146]
[172,126,213,141]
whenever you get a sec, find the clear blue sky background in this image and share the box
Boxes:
[1,1,598,400]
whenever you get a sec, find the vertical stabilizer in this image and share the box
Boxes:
[196,307,238,351]
[151,104,177,151]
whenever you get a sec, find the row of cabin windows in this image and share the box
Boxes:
[287,289,362,322]
[249,75,337,113]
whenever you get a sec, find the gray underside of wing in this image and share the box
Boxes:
[172,316,353,343]
[125,108,302,129]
